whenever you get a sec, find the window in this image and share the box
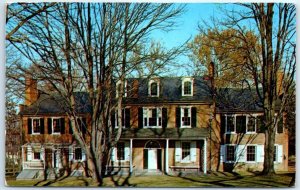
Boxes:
[246,146,256,162]
[182,142,191,161]
[52,118,61,134]
[247,116,256,133]
[32,118,41,134]
[117,142,125,161]
[33,152,40,160]
[143,108,162,128]
[226,115,235,133]
[181,107,191,127]
[74,148,82,160]
[149,79,159,97]
[116,80,127,98]
[115,109,126,128]
[182,78,193,96]
[274,146,277,162]
[226,145,235,162]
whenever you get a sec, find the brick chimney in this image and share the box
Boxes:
[132,79,139,98]
[277,71,284,96]
[25,75,38,106]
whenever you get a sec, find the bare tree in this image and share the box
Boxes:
[7,2,185,185]
[190,3,295,175]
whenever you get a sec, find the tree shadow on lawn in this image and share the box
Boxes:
[172,172,288,187]
[109,172,136,187]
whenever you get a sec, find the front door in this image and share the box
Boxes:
[148,149,157,169]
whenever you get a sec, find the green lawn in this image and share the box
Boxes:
[5,172,295,187]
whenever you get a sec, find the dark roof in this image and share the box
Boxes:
[19,92,91,115]
[119,128,209,140]
[125,76,212,104]
[216,88,263,113]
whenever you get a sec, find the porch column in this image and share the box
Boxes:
[22,146,25,169]
[165,139,169,174]
[203,138,207,174]
[130,139,133,174]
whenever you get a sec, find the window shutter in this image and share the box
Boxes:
[82,149,86,161]
[220,115,226,134]
[48,118,52,134]
[236,145,246,162]
[138,107,143,129]
[175,141,181,162]
[69,146,73,161]
[60,118,65,134]
[277,117,283,133]
[236,116,246,133]
[162,108,168,128]
[143,149,148,169]
[111,110,115,129]
[69,119,73,134]
[220,145,225,162]
[190,141,197,162]
[257,116,264,133]
[256,145,264,162]
[40,118,44,134]
[28,118,32,134]
[125,141,130,161]
[27,146,32,161]
[176,107,181,128]
[80,118,87,135]
[111,147,116,162]
[277,145,283,163]
[125,108,130,128]
[191,107,197,128]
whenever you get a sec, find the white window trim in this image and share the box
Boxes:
[246,115,257,134]
[245,144,257,163]
[115,109,126,128]
[143,107,162,128]
[180,106,192,128]
[148,79,160,97]
[225,114,236,134]
[116,80,127,98]
[181,141,191,163]
[273,144,283,163]
[182,77,193,96]
[225,144,236,163]
[112,142,130,162]
[31,117,41,135]
[52,117,62,135]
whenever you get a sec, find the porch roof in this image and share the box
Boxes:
[119,128,209,140]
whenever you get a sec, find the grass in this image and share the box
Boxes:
[5,172,295,187]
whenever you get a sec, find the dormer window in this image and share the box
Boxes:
[182,78,193,96]
[116,80,127,98]
[149,79,159,97]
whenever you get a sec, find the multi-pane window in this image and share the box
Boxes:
[117,142,125,161]
[226,145,235,162]
[247,116,256,133]
[246,146,256,162]
[181,108,191,127]
[143,108,162,128]
[150,82,158,96]
[274,146,277,162]
[74,148,82,160]
[226,115,235,133]
[116,81,127,97]
[32,118,41,134]
[116,109,126,128]
[33,152,40,160]
[52,118,61,133]
[182,142,191,160]
[183,81,192,95]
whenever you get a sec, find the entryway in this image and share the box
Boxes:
[144,140,162,170]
